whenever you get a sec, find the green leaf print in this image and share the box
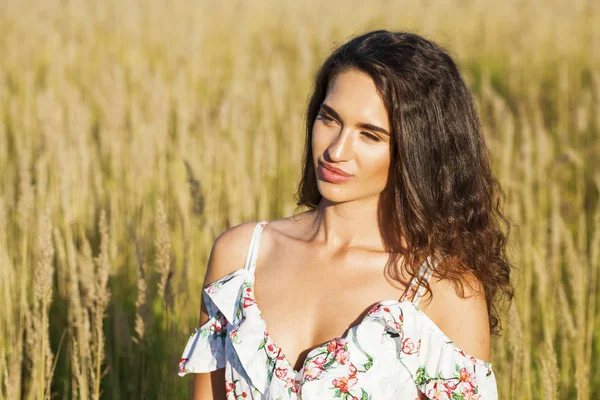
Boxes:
[322,352,337,369]
[362,352,374,371]
[414,366,429,386]
[360,388,370,400]
[451,392,465,400]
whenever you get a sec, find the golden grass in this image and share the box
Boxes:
[0,0,598,398]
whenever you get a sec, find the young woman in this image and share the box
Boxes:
[178,30,514,399]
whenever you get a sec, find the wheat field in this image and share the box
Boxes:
[0,0,599,398]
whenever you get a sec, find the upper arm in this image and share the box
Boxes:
[419,271,491,362]
[193,221,258,400]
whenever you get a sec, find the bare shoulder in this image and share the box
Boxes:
[203,215,306,286]
[203,221,260,286]
[258,211,315,247]
[419,270,491,362]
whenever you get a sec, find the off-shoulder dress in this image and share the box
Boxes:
[178,220,497,399]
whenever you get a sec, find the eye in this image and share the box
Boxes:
[361,132,381,142]
[318,112,336,125]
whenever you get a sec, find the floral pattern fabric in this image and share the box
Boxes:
[178,221,498,399]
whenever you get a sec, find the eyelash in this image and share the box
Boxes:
[318,112,381,142]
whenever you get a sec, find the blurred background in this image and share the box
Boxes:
[0,0,599,398]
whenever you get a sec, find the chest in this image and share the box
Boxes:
[252,239,411,371]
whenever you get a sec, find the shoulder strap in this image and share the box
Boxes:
[243,220,269,274]
[412,256,437,306]
[401,254,438,306]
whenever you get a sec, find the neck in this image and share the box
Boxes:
[309,196,385,252]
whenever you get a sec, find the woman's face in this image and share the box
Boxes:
[312,69,391,204]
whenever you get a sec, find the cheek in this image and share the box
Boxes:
[360,148,390,182]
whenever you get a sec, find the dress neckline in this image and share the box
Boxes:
[237,219,487,378]
[243,220,427,375]
[201,264,494,393]
[233,269,493,379]
[245,269,417,376]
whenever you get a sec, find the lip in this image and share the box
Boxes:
[318,161,354,183]
[320,160,353,176]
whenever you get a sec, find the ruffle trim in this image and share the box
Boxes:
[178,309,228,376]
[177,268,247,376]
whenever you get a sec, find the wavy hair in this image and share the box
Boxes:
[294,30,514,334]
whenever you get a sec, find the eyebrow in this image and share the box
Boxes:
[319,103,390,136]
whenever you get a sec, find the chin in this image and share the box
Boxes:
[317,182,355,203]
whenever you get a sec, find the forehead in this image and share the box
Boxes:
[324,69,389,129]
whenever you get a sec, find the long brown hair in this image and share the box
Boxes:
[294,30,514,335]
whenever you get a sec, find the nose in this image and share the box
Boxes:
[327,127,354,162]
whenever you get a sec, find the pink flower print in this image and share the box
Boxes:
[458,381,481,400]
[367,304,382,315]
[334,339,350,365]
[265,347,279,360]
[312,355,327,367]
[303,364,324,381]
[458,349,487,368]
[290,379,300,393]
[348,362,357,377]
[347,374,358,388]
[463,390,481,400]
[402,338,420,355]
[282,375,297,391]
[243,297,256,308]
[225,380,236,394]
[303,355,327,381]
[262,332,280,359]
[275,367,288,379]
[459,367,476,387]
[332,375,358,394]
[242,287,256,309]
[332,377,350,393]
[457,367,479,398]
[386,312,404,333]
[335,350,349,365]
[327,340,337,353]
[443,380,458,391]
[426,381,452,400]
[206,285,216,295]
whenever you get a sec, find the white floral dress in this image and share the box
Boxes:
[178,221,498,399]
